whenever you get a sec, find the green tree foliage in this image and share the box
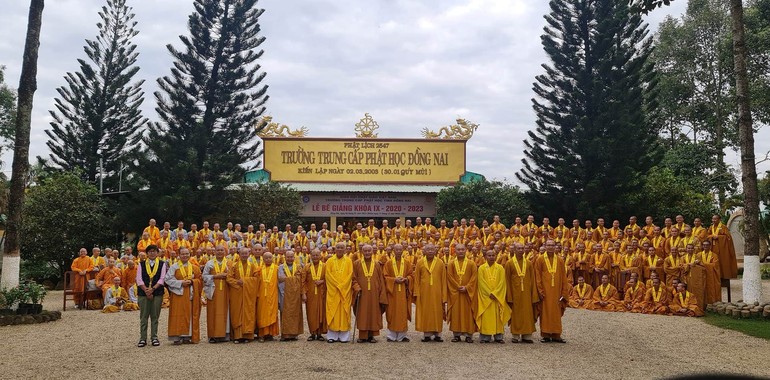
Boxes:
[20,172,112,277]
[45,0,146,190]
[0,65,16,154]
[134,0,269,222]
[215,182,301,228]
[517,0,660,220]
[652,0,770,208]
[436,180,530,226]
[631,167,718,221]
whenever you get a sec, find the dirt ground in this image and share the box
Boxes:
[1,280,769,380]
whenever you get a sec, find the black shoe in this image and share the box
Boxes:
[387,338,395,342]
[553,338,567,343]
[151,338,160,346]
[327,339,336,343]
[401,337,410,342]
[480,340,489,344]
[511,338,520,343]
[433,336,443,342]
[422,337,432,342]
[540,337,552,343]
[368,337,377,343]
[317,335,325,341]
[209,338,216,344]
[451,337,461,342]
[357,338,367,343]
[307,336,315,341]
[494,339,505,344]
[465,337,473,343]
[137,340,146,348]
[522,339,535,344]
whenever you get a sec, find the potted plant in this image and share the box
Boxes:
[15,283,32,315]
[0,289,13,315]
[27,281,46,314]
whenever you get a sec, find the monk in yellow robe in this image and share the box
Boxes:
[664,248,685,287]
[165,248,203,344]
[278,251,304,341]
[534,239,570,343]
[143,218,161,244]
[382,243,413,342]
[70,248,94,308]
[303,249,327,341]
[670,282,704,317]
[137,232,153,253]
[643,246,664,284]
[623,277,646,313]
[202,246,230,343]
[414,243,447,342]
[226,247,259,343]
[590,243,610,289]
[325,243,354,343]
[681,244,706,312]
[641,277,670,315]
[568,275,593,309]
[352,244,388,343]
[96,258,122,293]
[591,274,621,312]
[102,276,135,313]
[699,240,721,304]
[122,259,137,293]
[476,250,511,343]
[447,243,477,343]
[505,243,538,343]
[257,252,280,342]
[708,215,737,279]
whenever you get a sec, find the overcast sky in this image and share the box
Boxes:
[1,0,767,183]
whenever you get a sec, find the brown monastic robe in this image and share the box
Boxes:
[382,258,413,333]
[279,263,304,337]
[303,262,327,335]
[505,256,538,335]
[534,254,570,337]
[352,259,388,339]
[226,260,259,341]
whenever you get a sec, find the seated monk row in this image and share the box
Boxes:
[568,273,703,317]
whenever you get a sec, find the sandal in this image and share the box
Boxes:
[209,338,216,344]
[421,337,432,342]
[433,336,443,342]
[402,337,410,342]
[522,339,534,344]
[356,338,367,343]
[151,338,160,346]
[465,337,473,343]
[233,339,241,344]
[511,338,520,343]
[540,337,552,343]
[327,339,336,343]
[451,337,461,343]
[494,339,505,344]
[137,340,146,348]
[367,337,377,343]
[307,336,315,341]
[553,338,567,343]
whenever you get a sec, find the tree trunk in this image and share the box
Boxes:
[730,0,763,303]
[1,0,44,290]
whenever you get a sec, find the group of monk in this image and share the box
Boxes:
[70,213,738,346]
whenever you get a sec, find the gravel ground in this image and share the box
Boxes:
[1,280,769,380]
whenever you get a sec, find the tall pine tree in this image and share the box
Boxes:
[135,0,268,220]
[517,0,660,220]
[45,0,146,191]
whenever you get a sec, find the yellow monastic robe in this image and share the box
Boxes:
[325,255,353,332]
[476,262,511,336]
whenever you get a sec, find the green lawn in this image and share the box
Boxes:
[703,313,770,340]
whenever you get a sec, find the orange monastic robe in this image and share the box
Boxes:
[591,284,621,312]
[226,260,259,341]
[382,258,413,333]
[505,256,538,335]
[257,263,280,337]
[447,258,477,335]
[623,283,646,313]
[670,291,704,317]
[96,267,122,292]
[701,251,721,304]
[568,283,594,309]
[641,286,670,315]
[414,257,447,333]
[534,254,570,337]
[70,256,94,305]
[708,223,738,279]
